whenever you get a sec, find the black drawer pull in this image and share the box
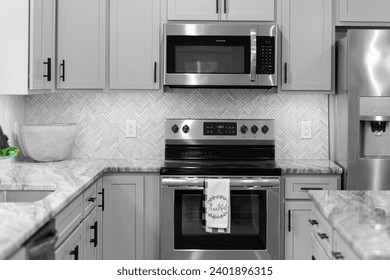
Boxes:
[288,210,291,232]
[43,57,52,81]
[318,233,329,240]
[284,62,288,83]
[60,60,65,82]
[69,245,79,260]
[312,255,316,260]
[301,187,324,191]
[98,188,105,211]
[90,221,98,247]
[88,197,97,202]
[308,219,319,225]
[332,251,344,260]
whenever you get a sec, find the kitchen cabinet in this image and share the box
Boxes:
[167,0,274,21]
[54,180,100,260]
[338,0,390,23]
[57,0,106,89]
[283,174,340,260]
[280,0,332,91]
[96,177,104,260]
[285,201,313,260]
[103,173,160,260]
[110,0,160,89]
[0,0,55,95]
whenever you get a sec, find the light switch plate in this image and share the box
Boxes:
[126,120,136,138]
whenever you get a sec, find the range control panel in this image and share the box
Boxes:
[165,119,275,141]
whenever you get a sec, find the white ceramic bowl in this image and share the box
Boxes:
[19,123,77,162]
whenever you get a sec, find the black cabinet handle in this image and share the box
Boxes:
[308,219,319,225]
[318,233,329,240]
[288,210,291,232]
[98,188,105,211]
[60,60,65,82]
[312,255,316,260]
[43,58,52,81]
[301,187,324,191]
[332,251,344,260]
[224,0,227,13]
[284,62,288,83]
[88,197,97,202]
[69,245,79,260]
[90,221,98,248]
[154,62,157,83]
[216,0,219,13]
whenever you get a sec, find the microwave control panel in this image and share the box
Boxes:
[257,37,275,75]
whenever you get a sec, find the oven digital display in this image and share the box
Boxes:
[204,122,237,135]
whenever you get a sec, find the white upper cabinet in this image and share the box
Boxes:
[110,0,160,89]
[0,0,54,95]
[222,0,274,21]
[281,0,332,91]
[57,0,106,89]
[339,0,390,22]
[167,0,274,21]
[29,0,56,90]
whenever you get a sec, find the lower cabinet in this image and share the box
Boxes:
[102,173,160,260]
[284,201,313,260]
[55,223,84,260]
[283,174,340,260]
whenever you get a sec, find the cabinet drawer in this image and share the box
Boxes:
[83,182,97,216]
[56,195,83,247]
[285,176,338,199]
[332,230,360,260]
[309,207,333,257]
[311,232,330,260]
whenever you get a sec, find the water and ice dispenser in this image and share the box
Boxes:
[360,97,390,157]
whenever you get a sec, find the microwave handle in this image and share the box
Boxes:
[250,29,257,82]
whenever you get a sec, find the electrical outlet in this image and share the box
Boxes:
[301,121,312,139]
[126,120,137,138]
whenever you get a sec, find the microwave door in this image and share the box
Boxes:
[165,35,255,87]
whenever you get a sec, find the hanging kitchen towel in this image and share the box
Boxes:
[204,179,230,233]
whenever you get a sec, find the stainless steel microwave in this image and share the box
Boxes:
[163,23,278,88]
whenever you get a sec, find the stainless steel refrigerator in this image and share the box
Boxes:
[330,29,390,190]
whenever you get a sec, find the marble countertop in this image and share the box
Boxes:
[309,190,390,259]
[0,159,162,259]
[276,159,342,174]
[0,158,341,259]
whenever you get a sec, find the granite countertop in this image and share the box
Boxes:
[309,190,390,260]
[0,159,162,260]
[276,159,343,174]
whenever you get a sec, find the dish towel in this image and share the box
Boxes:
[203,179,231,233]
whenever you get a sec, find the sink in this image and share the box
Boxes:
[0,189,54,203]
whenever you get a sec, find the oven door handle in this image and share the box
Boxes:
[230,179,279,188]
[161,178,204,187]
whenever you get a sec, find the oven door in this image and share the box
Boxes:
[160,177,280,260]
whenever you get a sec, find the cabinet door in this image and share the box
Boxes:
[167,0,220,20]
[339,0,390,22]
[103,175,144,260]
[285,201,313,260]
[57,0,106,89]
[83,207,98,260]
[96,178,104,260]
[55,223,84,260]
[110,0,159,89]
[29,0,55,90]
[223,0,274,21]
[281,0,332,91]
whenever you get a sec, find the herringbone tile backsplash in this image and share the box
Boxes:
[25,88,329,160]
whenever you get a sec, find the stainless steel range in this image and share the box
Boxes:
[160,119,281,260]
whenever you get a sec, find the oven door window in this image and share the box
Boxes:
[174,190,266,250]
[166,36,250,74]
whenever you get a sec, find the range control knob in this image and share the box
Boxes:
[261,125,269,134]
[251,125,259,134]
[240,125,248,134]
[182,124,190,134]
[171,124,179,133]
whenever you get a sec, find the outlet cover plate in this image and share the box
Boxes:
[301,121,312,139]
[126,120,137,138]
